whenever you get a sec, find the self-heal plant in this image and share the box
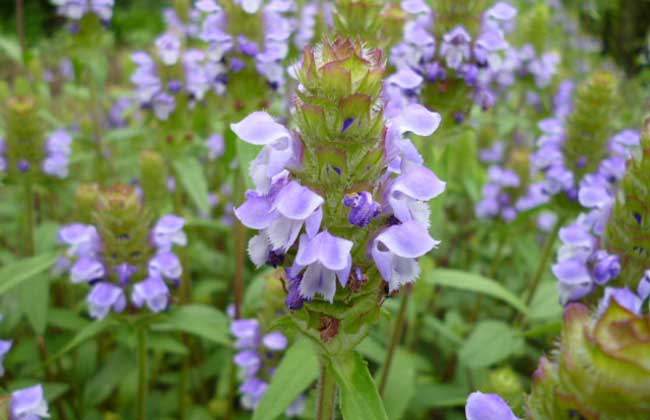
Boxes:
[58,185,187,320]
[232,38,444,418]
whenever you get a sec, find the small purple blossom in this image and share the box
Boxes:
[371,220,439,292]
[11,384,49,420]
[343,192,381,227]
[87,282,127,320]
[465,391,520,420]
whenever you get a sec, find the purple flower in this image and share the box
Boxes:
[465,391,520,420]
[231,112,302,192]
[386,165,446,228]
[553,258,593,305]
[290,231,353,302]
[58,223,100,257]
[596,287,643,318]
[90,0,115,21]
[234,350,262,376]
[148,251,182,281]
[371,220,439,291]
[156,33,182,65]
[11,384,49,420]
[262,331,288,351]
[529,52,560,88]
[132,276,170,313]
[0,339,12,376]
[591,251,620,285]
[87,282,126,320]
[153,214,187,250]
[343,192,381,227]
[236,180,323,253]
[285,271,304,310]
[479,141,505,163]
[440,26,471,70]
[206,133,225,160]
[70,257,105,283]
[239,377,268,409]
[609,129,641,158]
[115,263,138,286]
[638,270,650,300]
[231,319,261,349]
[152,91,176,120]
[42,154,70,178]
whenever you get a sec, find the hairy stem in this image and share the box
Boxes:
[316,360,337,420]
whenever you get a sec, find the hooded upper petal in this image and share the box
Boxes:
[231,112,291,145]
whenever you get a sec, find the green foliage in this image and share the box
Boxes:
[253,340,320,420]
[331,351,389,420]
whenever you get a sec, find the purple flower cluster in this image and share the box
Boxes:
[0,129,74,178]
[232,102,444,304]
[51,0,115,21]
[552,216,621,304]
[58,214,187,319]
[525,79,641,218]
[42,129,74,178]
[131,0,296,119]
[475,165,521,222]
[231,318,305,415]
[388,1,517,112]
[194,0,295,90]
[10,384,50,420]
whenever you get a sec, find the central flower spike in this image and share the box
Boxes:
[232,38,445,348]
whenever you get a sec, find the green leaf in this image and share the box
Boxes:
[331,351,389,420]
[377,348,416,420]
[424,269,529,315]
[253,340,319,420]
[410,383,468,410]
[528,281,563,321]
[50,318,119,362]
[0,253,58,296]
[19,273,49,335]
[0,36,20,62]
[154,304,231,345]
[172,156,211,214]
[458,320,524,369]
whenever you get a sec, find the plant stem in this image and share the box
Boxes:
[136,326,149,420]
[16,0,26,65]
[513,218,563,326]
[378,286,411,396]
[316,360,337,420]
[233,171,246,318]
[523,219,562,306]
[23,176,35,256]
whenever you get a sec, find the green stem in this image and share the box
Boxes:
[378,286,410,396]
[523,219,562,306]
[316,360,337,420]
[513,218,563,326]
[233,171,246,318]
[23,176,35,256]
[136,326,149,420]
